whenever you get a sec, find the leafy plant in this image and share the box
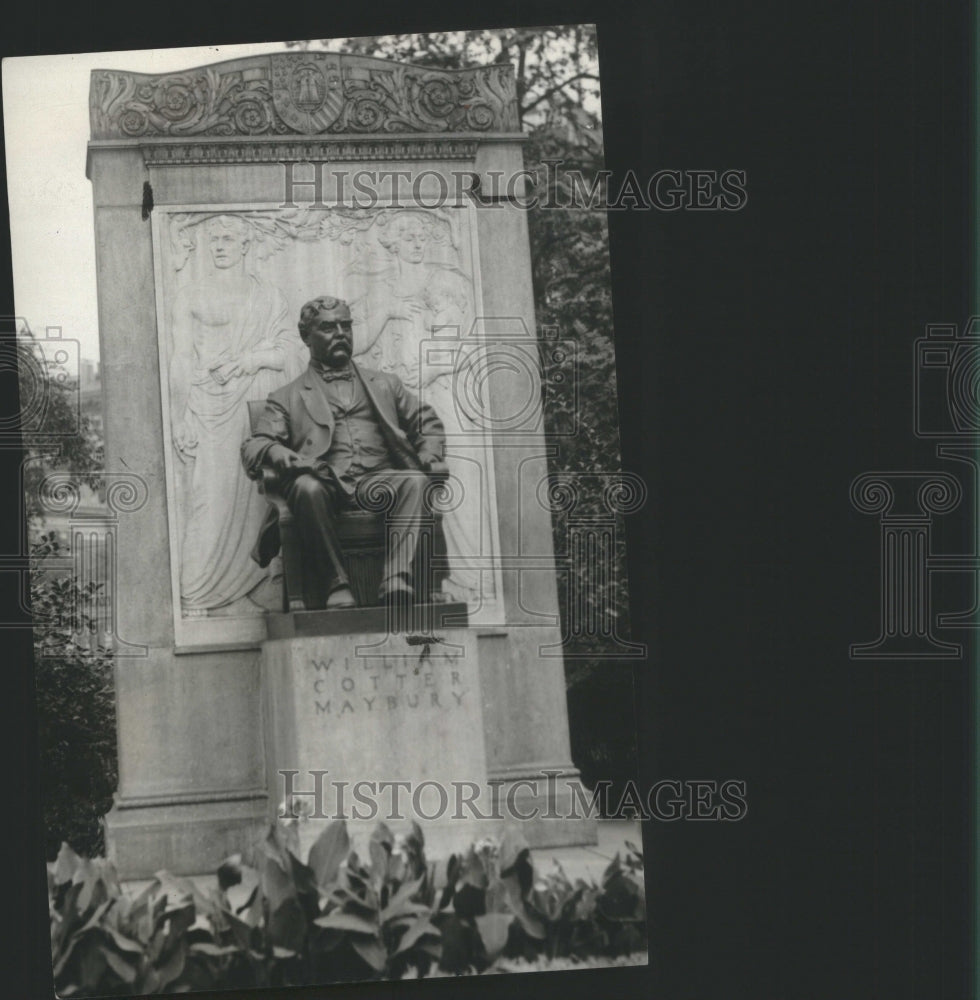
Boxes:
[32,533,116,860]
[434,828,647,970]
[313,821,441,978]
[50,845,215,996]
[48,821,647,995]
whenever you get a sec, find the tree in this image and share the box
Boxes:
[17,330,115,857]
[289,28,602,129]
[31,532,116,858]
[17,331,103,530]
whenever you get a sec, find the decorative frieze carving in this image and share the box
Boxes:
[90,54,519,140]
[133,138,481,166]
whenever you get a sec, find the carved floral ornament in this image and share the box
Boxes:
[90,53,520,140]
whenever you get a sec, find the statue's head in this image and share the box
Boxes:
[377,212,430,264]
[204,215,250,269]
[298,296,354,368]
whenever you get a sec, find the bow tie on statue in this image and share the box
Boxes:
[319,366,353,383]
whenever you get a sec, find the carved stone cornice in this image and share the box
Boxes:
[90,53,520,141]
[123,136,484,166]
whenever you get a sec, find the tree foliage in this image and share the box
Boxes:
[17,331,114,858]
[32,532,116,859]
[17,332,103,528]
[291,27,602,128]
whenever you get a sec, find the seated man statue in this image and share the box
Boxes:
[241,295,447,609]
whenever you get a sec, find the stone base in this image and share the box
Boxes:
[262,626,492,857]
[487,771,599,848]
[280,770,598,861]
[260,623,599,861]
[105,794,267,879]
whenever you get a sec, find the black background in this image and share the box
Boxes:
[2,1,975,998]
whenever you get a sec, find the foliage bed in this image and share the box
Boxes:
[49,821,646,995]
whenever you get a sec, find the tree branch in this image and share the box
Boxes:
[519,73,602,116]
[515,38,527,104]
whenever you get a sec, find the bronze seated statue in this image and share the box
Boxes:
[241,295,450,612]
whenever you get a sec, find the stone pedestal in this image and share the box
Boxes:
[106,795,267,879]
[262,615,490,857]
[260,607,596,858]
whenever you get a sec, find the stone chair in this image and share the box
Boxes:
[246,400,447,612]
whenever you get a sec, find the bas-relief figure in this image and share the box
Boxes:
[347,211,489,604]
[168,215,304,617]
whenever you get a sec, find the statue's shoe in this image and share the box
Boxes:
[326,586,356,610]
[378,580,414,605]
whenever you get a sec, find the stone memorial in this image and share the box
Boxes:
[87,51,596,876]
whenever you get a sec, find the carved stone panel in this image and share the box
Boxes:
[271,53,344,134]
[91,54,519,140]
[151,203,502,650]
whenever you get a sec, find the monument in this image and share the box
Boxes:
[87,51,598,876]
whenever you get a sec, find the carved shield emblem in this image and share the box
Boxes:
[271,53,344,134]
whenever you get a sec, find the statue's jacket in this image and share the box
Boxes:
[241,362,446,567]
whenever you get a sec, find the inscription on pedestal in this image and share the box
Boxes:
[309,652,469,717]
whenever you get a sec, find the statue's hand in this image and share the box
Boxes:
[209,360,240,385]
[241,348,278,376]
[389,296,425,322]
[173,417,197,456]
[269,445,315,477]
